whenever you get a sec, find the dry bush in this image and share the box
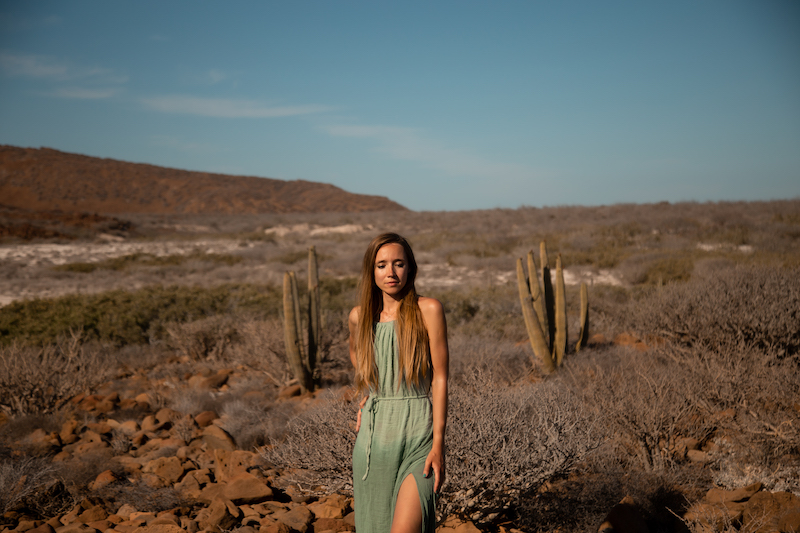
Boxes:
[266,373,597,524]
[573,347,704,472]
[0,456,58,515]
[442,371,599,523]
[262,390,357,493]
[624,265,800,359]
[166,315,239,361]
[220,398,295,450]
[0,332,114,415]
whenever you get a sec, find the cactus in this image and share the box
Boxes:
[282,246,324,393]
[527,251,548,345]
[540,241,556,348]
[576,282,589,352]
[307,246,321,380]
[553,254,567,366]
[517,242,590,372]
[516,257,555,373]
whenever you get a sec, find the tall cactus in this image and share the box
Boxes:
[540,241,556,349]
[283,272,312,392]
[576,282,589,352]
[553,254,567,366]
[516,257,555,373]
[517,242,590,372]
[307,246,321,380]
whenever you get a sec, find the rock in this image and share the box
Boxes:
[312,518,353,532]
[779,507,800,533]
[142,456,184,484]
[202,426,236,451]
[214,449,256,482]
[179,518,198,533]
[194,411,218,428]
[131,525,183,533]
[743,491,800,532]
[77,506,107,523]
[687,449,712,463]
[27,524,55,533]
[223,472,273,505]
[59,419,80,445]
[259,523,292,533]
[308,495,349,519]
[706,483,762,504]
[115,505,137,521]
[273,507,312,533]
[89,470,117,491]
[196,498,239,531]
[13,520,40,532]
[599,496,649,533]
[117,420,140,436]
[684,502,745,530]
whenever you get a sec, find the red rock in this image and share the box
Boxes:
[202,426,236,451]
[260,523,292,533]
[223,472,273,504]
[214,449,255,482]
[313,518,353,532]
[14,520,40,532]
[706,483,762,504]
[27,524,55,533]
[142,456,184,484]
[274,507,312,533]
[779,508,800,533]
[89,470,117,491]
[196,498,239,531]
[194,411,218,428]
[308,494,349,519]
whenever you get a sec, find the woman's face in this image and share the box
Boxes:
[374,243,408,297]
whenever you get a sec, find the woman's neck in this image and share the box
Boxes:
[380,294,402,322]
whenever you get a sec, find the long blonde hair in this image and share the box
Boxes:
[353,233,430,394]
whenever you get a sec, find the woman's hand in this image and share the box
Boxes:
[423,447,445,493]
[354,396,367,432]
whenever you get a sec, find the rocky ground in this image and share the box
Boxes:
[4,354,799,533]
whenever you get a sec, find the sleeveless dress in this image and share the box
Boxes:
[353,321,436,533]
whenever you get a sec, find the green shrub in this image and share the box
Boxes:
[0,283,282,346]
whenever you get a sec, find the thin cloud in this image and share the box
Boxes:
[206,69,227,84]
[150,134,218,153]
[142,95,332,118]
[323,123,530,179]
[0,51,128,84]
[49,87,120,99]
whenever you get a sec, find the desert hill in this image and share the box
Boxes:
[0,145,406,215]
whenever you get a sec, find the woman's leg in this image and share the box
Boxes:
[390,474,422,533]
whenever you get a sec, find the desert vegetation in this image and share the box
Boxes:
[1,199,799,533]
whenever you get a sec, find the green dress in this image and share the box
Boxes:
[353,321,435,532]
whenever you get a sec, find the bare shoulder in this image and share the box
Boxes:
[417,296,445,321]
[349,306,361,326]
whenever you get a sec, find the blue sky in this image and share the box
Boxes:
[1,1,798,211]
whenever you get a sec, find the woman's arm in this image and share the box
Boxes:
[419,297,449,493]
[349,307,366,431]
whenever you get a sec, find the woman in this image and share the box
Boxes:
[349,233,449,533]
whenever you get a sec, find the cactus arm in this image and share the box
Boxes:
[576,282,589,352]
[553,254,567,366]
[307,246,321,384]
[540,241,555,350]
[517,258,555,374]
[527,251,549,343]
[284,271,311,393]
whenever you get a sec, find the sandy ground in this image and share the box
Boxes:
[0,223,624,306]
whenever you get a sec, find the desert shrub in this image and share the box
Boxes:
[442,371,598,523]
[262,390,357,493]
[266,373,597,523]
[166,315,239,361]
[92,481,187,513]
[624,265,800,359]
[0,456,58,515]
[53,251,243,273]
[0,332,113,415]
[0,283,282,346]
[220,397,294,451]
[573,347,704,472]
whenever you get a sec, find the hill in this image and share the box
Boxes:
[0,145,406,215]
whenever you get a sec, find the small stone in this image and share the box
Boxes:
[223,472,273,505]
[89,470,117,491]
[194,411,218,428]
